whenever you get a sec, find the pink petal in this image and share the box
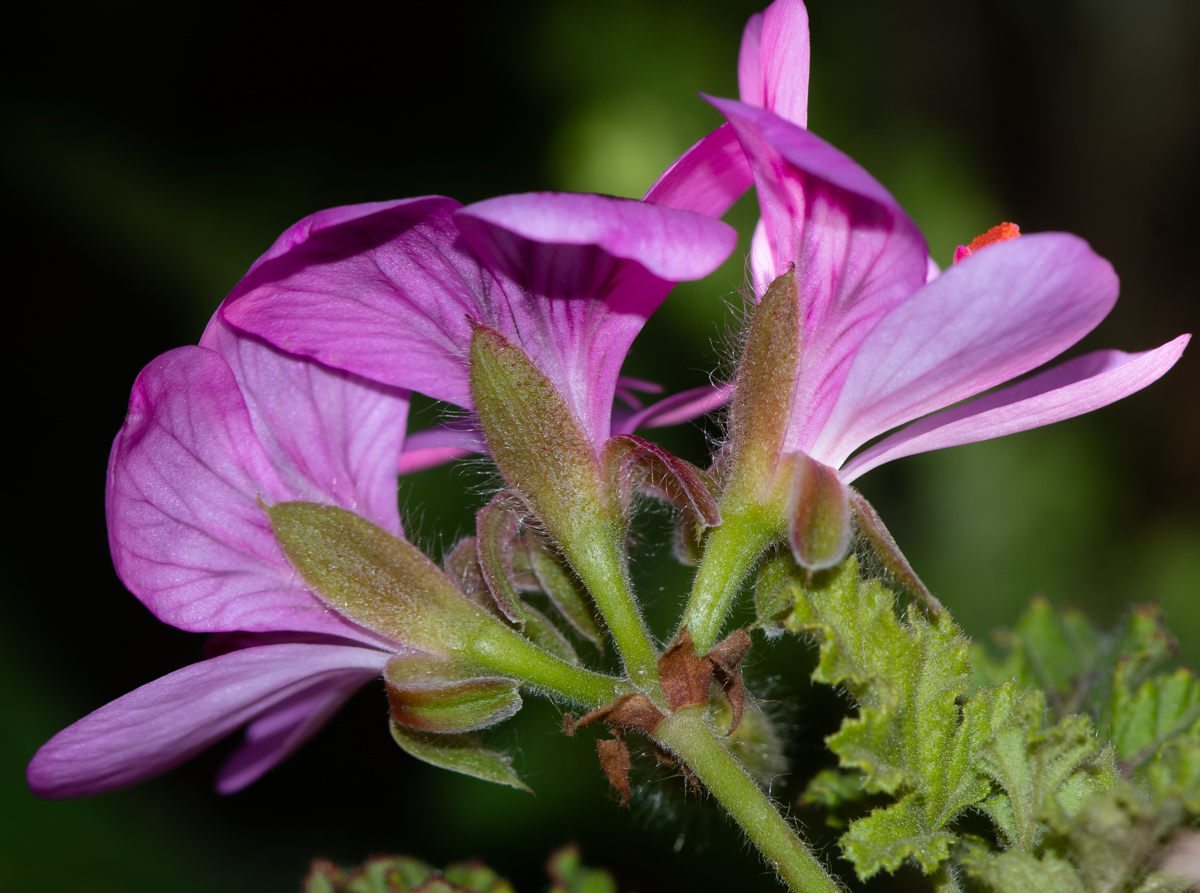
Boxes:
[641,123,755,218]
[811,232,1121,467]
[454,193,736,446]
[222,196,486,411]
[106,347,378,639]
[215,671,372,794]
[839,336,1190,482]
[612,382,734,435]
[200,317,409,536]
[27,643,388,798]
[457,192,736,283]
[738,12,766,108]
[741,0,811,127]
[397,421,485,474]
[712,97,929,455]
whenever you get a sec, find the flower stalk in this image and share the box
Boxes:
[653,706,843,893]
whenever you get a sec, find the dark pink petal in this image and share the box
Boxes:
[107,347,377,639]
[200,318,409,536]
[27,643,388,798]
[811,233,1121,467]
[739,0,810,127]
[612,383,734,435]
[839,336,1190,482]
[712,97,929,454]
[223,196,485,410]
[455,193,736,446]
[216,671,372,794]
[641,123,755,218]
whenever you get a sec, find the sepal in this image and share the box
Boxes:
[783,451,852,572]
[267,501,484,653]
[385,654,522,734]
[475,491,531,624]
[723,268,801,502]
[389,720,530,792]
[522,535,603,648]
[601,434,721,527]
[468,323,609,538]
[849,490,944,614]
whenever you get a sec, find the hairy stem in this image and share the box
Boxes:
[564,523,662,696]
[654,706,843,893]
[465,621,629,709]
[681,507,778,653]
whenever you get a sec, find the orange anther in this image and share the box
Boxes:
[953,222,1021,264]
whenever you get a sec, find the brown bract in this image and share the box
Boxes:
[659,627,752,733]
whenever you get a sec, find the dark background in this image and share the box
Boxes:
[2,2,1197,891]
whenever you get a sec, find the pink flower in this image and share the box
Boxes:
[711,98,1188,486]
[652,0,1187,487]
[220,193,736,460]
[28,317,411,797]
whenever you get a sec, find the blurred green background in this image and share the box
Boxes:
[3,1,1197,890]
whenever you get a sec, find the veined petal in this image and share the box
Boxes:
[712,97,929,454]
[200,317,409,536]
[27,643,388,798]
[222,196,486,410]
[455,192,736,446]
[740,0,810,127]
[839,336,1190,482]
[215,671,373,794]
[107,347,378,640]
[811,233,1121,467]
[642,123,754,218]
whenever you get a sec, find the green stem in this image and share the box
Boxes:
[681,507,779,653]
[563,524,661,695]
[466,621,628,709]
[654,706,843,893]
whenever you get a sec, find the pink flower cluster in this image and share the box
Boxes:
[28,0,1187,800]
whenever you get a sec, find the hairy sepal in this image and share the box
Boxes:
[389,720,530,792]
[723,268,800,504]
[385,653,522,734]
[475,491,531,624]
[601,434,720,527]
[267,501,486,653]
[468,323,612,545]
[783,451,852,572]
[523,534,603,648]
[849,490,944,614]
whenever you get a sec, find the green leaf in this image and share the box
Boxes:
[1113,666,1200,767]
[959,843,1085,893]
[976,707,1117,851]
[302,855,516,893]
[389,721,531,792]
[970,597,1104,710]
[840,795,955,875]
[770,555,1015,878]
[546,844,618,893]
